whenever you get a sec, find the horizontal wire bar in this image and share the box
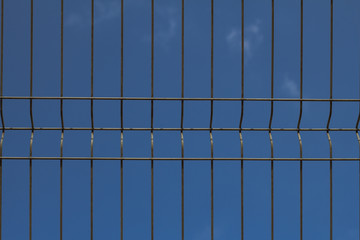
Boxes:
[2,156,360,161]
[1,127,359,131]
[0,96,359,102]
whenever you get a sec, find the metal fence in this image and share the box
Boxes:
[0,0,359,240]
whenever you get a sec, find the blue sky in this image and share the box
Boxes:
[1,0,360,239]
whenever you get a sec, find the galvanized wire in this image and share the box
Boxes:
[120,0,124,239]
[0,156,358,161]
[181,0,185,239]
[328,2,334,240]
[239,0,245,239]
[29,0,34,239]
[151,0,155,238]
[210,0,214,239]
[298,1,304,240]
[2,127,360,131]
[60,0,64,239]
[1,96,360,101]
[0,0,3,239]
[270,1,275,239]
[90,0,95,239]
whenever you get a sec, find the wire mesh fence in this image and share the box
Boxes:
[0,0,359,239]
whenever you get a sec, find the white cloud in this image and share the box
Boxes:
[193,225,211,240]
[65,1,121,27]
[192,225,223,240]
[95,1,121,23]
[65,13,84,26]
[154,15,177,47]
[149,6,179,49]
[226,20,263,58]
[335,227,357,240]
[282,76,300,97]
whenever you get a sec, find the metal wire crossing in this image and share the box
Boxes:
[0,0,359,240]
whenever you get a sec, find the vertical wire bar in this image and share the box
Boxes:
[238,0,245,239]
[151,0,154,239]
[357,43,360,240]
[326,1,333,240]
[297,1,303,240]
[90,0,94,239]
[29,0,34,239]
[180,0,184,239]
[210,0,214,239]
[269,1,275,240]
[120,0,123,239]
[60,0,64,239]
[0,0,4,238]
[356,62,360,240]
